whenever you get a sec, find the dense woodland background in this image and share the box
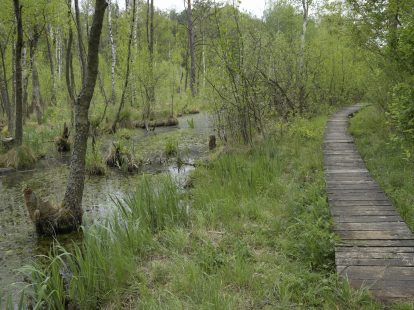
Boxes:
[0,0,411,148]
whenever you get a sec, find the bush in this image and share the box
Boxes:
[387,81,414,158]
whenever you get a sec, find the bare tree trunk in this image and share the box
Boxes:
[184,49,189,91]
[11,45,16,134]
[147,0,155,105]
[108,0,117,104]
[45,25,57,105]
[65,5,76,105]
[112,0,136,132]
[298,0,309,111]
[13,0,23,146]
[61,0,108,230]
[187,0,196,97]
[22,46,30,119]
[56,28,62,80]
[74,0,87,83]
[29,29,43,124]
[0,45,12,133]
[202,32,206,90]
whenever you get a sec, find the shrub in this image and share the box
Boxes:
[387,81,414,159]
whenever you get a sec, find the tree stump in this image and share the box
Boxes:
[24,188,81,236]
[209,135,216,150]
[55,122,71,152]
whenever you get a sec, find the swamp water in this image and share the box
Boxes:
[0,113,213,300]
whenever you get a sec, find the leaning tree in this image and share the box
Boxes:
[24,0,108,235]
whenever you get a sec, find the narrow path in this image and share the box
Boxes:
[324,104,414,302]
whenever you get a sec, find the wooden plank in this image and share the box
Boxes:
[329,200,392,206]
[339,240,414,247]
[326,185,382,190]
[333,215,402,223]
[331,210,399,217]
[338,230,414,240]
[336,251,414,260]
[335,257,414,267]
[337,266,414,280]
[336,247,414,253]
[323,104,414,301]
[334,222,410,232]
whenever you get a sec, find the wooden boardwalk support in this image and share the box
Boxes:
[324,104,414,302]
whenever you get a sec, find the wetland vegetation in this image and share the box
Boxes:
[0,0,414,308]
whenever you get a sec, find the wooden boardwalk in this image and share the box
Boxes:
[324,105,414,302]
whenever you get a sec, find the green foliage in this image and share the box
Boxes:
[86,147,107,176]
[164,138,178,156]
[387,81,414,159]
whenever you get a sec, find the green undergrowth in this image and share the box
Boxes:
[0,144,37,170]
[12,114,398,309]
[350,105,414,231]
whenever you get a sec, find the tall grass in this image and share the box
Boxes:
[18,177,187,309]
[15,113,402,309]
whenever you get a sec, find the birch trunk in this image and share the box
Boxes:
[108,0,117,104]
[298,0,309,111]
[46,25,57,105]
[29,30,43,125]
[187,0,196,97]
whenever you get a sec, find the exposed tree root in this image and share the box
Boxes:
[24,187,82,236]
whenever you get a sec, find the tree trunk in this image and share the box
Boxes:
[112,0,136,132]
[187,0,196,97]
[13,0,23,146]
[108,0,117,104]
[56,28,62,80]
[11,45,16,135]
[22,46,30,119]
[65,9,76,105]
[202,32,206,90]
[298,0,309,111]
[0,45,12,133]
[29,29,43,125]
[45,25,57,105]
[74,0,87,83]
[147,0,155,106]
[60,0,107,231]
